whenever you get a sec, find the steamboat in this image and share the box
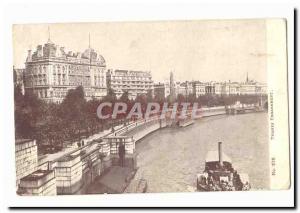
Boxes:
[196,142,250,191]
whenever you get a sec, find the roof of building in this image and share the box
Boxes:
[111,69,151,76]
[82,48,106,64]
[28,41,106,65]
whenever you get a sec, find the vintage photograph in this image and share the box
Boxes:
[13,20,274,196]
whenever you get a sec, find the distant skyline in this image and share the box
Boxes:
[13,20,267,83]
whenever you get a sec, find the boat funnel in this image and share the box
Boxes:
[218,142,223,167]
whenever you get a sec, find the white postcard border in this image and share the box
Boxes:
[0,0,294,208]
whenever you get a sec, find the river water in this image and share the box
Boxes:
[133,112,269,192]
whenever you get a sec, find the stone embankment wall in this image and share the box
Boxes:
[17,106,237,195]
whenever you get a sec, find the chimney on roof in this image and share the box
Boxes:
[47,26,52,43]
[218,142,223,167]
[26,49,32,62]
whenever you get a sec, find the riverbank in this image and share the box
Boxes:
[128,112,269,193]
[86,109,266,194]
[31,106,267,195]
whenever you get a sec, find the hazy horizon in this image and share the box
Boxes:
[13,20,268,83]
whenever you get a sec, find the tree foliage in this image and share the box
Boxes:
[14,83,265,153]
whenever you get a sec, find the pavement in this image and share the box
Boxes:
[38,120,142,165]
[38,128,115,164]
[86,166,136,194]
[37,117,158,170]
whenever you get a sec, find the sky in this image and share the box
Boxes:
[13,20,267,83]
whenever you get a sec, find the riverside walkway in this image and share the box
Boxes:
[19,104,263,195]
[37,103,259,171]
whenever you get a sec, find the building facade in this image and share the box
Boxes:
[192,81,206,97]
[24,39,107,103]
[171,80,268,97]
[204,81,267,96]
[254,82,268,95]
[106,69,153,100]
[179,81,193,97]
[239,82,257,95]
[153,82,170,100]
[222,82,241,95]
[214,82,223,95]
[205,82,216,95]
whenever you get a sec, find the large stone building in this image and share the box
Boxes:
[205,82,216,95]
[212,81,267,96]
[24,39,107,103]
[192,81,206,97]
[106,69,153,100]
[153,82,170,99]
[222,82,241,95]
[254,82,268,95]
[239,82,258,95]
[214,82,223,95]
[174,80,267,97]
[178,81,193,97]
[153,76,267,100]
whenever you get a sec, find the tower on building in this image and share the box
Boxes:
[169,71,175,102]
[47,26,52,43]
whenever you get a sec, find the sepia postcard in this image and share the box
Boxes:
[12,19,290,197]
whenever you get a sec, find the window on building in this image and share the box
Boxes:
[53,75,56,85]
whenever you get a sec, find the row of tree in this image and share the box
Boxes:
[14,85,265,151]
[15,86,106,151]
